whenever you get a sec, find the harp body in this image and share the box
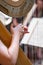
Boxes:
[0,3,37,65]
[0,21,32,65]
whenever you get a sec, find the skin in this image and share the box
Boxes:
[0,18,28,65]
[37,0,43,10]
[34,0,43,17]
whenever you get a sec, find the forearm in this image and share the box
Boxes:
[0,33,20,65]
[8,33,20,64]
[0,40,12,65]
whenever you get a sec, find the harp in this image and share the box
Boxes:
[0,21,32,65]
[0,0,37,65]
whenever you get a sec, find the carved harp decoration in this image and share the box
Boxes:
[0,0,34,18]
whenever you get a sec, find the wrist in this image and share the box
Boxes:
[12,32,20,39]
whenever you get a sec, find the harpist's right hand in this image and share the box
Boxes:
[10,23,28,39]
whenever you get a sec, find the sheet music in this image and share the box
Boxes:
[21,18,43,48]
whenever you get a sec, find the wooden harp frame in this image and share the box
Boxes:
[0,21,32,65]
[0,0,35,65]
[0,2,37,65]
